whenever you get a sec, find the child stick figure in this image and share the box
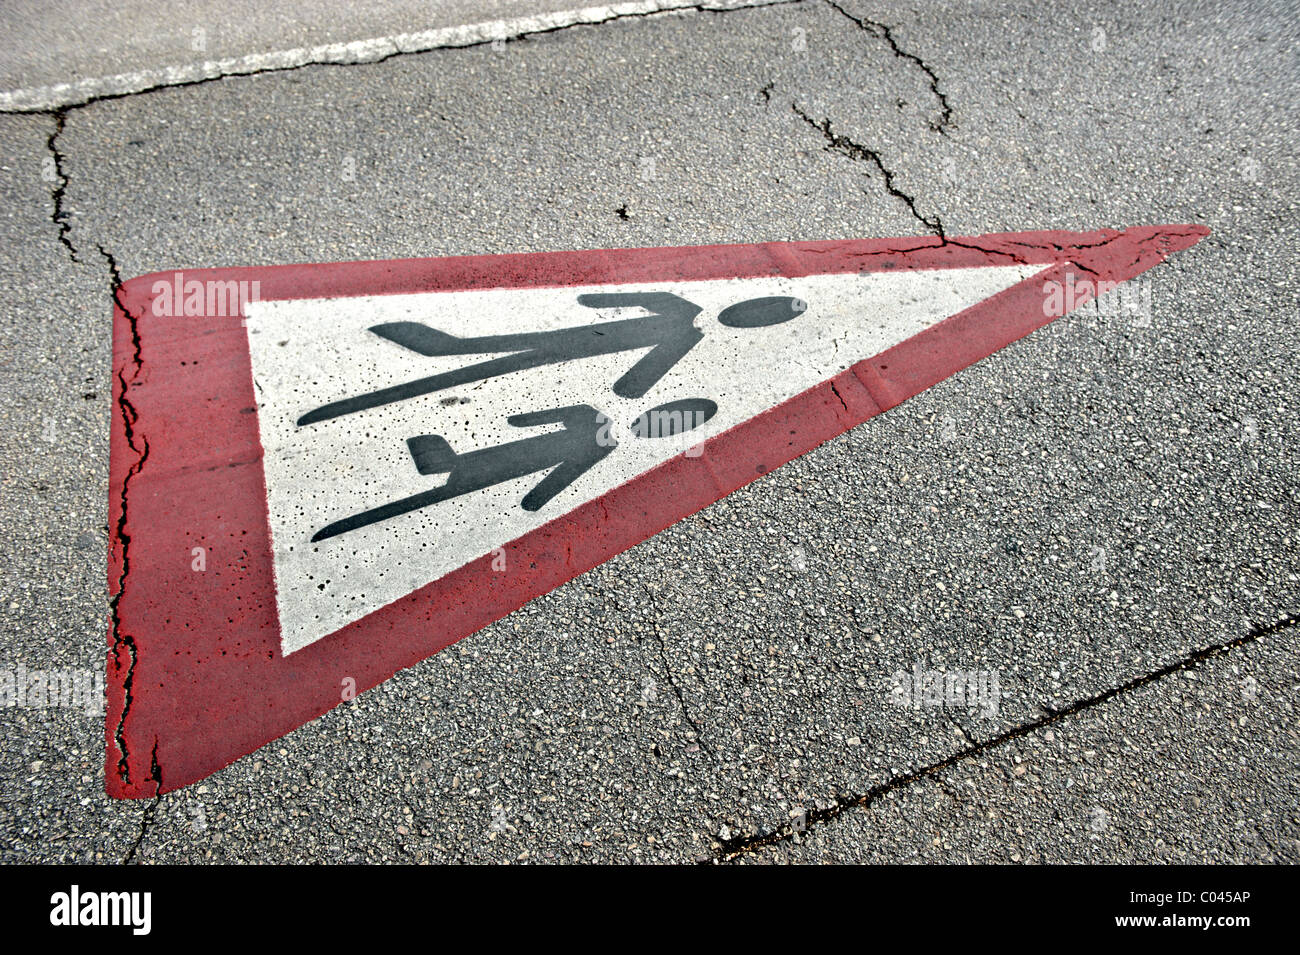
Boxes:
[311,398,718,542]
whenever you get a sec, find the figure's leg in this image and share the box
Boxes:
[576,292,704,398]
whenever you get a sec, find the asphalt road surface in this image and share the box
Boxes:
[0,0,1296,863]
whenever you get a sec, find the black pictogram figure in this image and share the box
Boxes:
[312,405,617,542]
[298,292,705,426]
[297,293,806,426]
[311,399,721,542]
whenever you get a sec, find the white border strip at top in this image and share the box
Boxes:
[0,0,797,113]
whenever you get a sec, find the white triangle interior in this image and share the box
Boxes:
[244,263,1043,654]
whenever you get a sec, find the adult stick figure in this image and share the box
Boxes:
[296,293,805,426]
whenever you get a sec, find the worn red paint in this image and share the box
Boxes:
[105,225,1209,796]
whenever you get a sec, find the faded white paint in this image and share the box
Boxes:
[245,263,1043,654]
[0,0,795,112]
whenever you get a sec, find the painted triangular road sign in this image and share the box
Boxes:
[106,225,1208,796]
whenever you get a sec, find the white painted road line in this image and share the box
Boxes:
[0,0,796,113]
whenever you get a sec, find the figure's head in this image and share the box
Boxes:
[717,296,807,328]
[630,399,718,440]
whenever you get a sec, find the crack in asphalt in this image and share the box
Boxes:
[781,0,957,237]
[822,0,953,134]
[100,245,151,791]
[123,739,162,863]
[649,626,715,757]
[44,109,78,261]
[642,587,715,758]
[44,109,154,790]
[706,612,1300,861]
[791,103,945,236]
